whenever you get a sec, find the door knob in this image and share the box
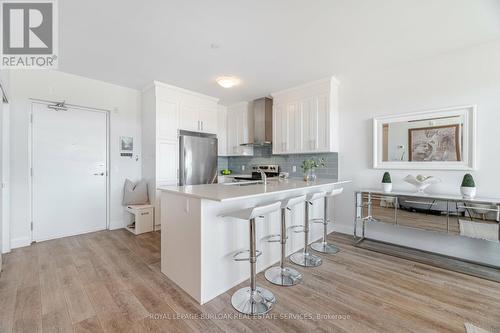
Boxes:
[93,172,105,176]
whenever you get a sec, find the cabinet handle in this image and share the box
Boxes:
[201,121,204,131]
[197,120,200,130]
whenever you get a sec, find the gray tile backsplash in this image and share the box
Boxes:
[220,146,338,179]
[217,156,229,173]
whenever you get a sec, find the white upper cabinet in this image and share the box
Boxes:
[179,96,218,134]
[198,104,218,134]
[157,98,179,141]
[217,105,228,156]
[272,103,287,154]
[179,102,199,132]
[226,102,253,156]
[271,77,339,154]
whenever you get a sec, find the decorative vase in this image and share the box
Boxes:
[304,169,317,182]
[461,186,477,199]
[382,183,393,193]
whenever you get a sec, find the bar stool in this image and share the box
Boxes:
[289,192,326,267]
[311,188,344,254]
[264,194,306,286]
[224,201,281,315]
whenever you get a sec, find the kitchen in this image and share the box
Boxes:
[142,77,350,311]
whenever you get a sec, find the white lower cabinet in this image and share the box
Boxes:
[157,140,178,184]
[271,77,339,154]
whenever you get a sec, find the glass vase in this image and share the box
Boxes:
[304,168,317,182]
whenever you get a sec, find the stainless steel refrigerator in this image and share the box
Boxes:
[179,130,218,186]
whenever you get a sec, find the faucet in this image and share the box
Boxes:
[257,167,267,184]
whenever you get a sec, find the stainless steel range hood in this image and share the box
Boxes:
[240,97,273,147]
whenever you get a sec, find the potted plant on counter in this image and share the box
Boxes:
[461,174,477,198]
[301,158,326,182]
[381,172,392,193]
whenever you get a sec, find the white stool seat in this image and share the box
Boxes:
[307,191,327,202]
[326,188,343,197]
[223,201,281,220]
[281,194,307,209]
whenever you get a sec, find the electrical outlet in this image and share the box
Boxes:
[241,165,245,171]
[292,165,297,172]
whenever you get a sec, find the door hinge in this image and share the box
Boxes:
[30,113,33,123]
[31,221,33,231]
[30,167,33,177]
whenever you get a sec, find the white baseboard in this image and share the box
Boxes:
[109,219,126,230]
[10,236,31,249]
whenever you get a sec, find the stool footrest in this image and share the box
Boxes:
[262,234,287,243]
[311,218,330,224]
[288,225,305,233]
[233,249,262,262]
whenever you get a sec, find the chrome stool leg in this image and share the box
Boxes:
[290,201,322,267]
[311,197,340,254]
[231,217,276,315]
[265,208,303,286]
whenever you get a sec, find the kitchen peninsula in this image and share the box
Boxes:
[159,178,350,304]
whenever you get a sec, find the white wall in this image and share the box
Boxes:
[0,71,10,254]
[8,70,142,249]
[334,40,500,243]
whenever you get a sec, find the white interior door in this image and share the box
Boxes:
[32,102,107,242]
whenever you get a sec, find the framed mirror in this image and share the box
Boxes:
[373,105,476,170]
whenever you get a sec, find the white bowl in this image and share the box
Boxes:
[404,175,441,193]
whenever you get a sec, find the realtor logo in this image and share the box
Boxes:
[1,0,58,68]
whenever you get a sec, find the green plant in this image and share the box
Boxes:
[461,174,476,187]
[301,158,326,172]
[382,172,392,183]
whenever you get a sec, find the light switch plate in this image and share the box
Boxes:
[292,166,297,172]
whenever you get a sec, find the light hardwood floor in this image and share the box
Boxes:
[1,229,499,333]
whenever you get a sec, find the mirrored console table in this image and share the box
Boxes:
[354,190,500,278]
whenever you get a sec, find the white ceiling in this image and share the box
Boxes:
[59,0,500,104]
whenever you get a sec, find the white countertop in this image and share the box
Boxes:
[359,189,500,204]
[159,178,351,202]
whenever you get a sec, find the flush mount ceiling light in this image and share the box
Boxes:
[216,76,240,88]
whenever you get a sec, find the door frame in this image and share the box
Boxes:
[29,99,111,243]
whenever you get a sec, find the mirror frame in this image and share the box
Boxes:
[373,105,477,170]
